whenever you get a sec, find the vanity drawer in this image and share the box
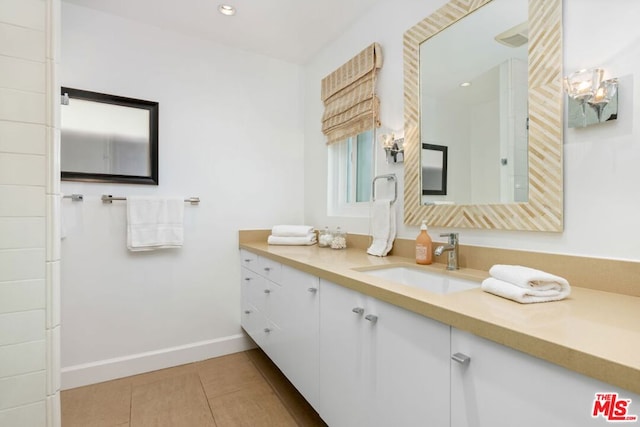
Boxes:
[242,268,265,313]
[258,256,282,283]
[240,249,259,271]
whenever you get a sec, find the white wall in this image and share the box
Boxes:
[303,0,640,262]
[60,3,305,387]
[0,0,61,425]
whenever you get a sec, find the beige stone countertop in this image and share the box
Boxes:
[239,241,640,395]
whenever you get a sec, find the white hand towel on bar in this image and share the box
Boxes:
[271,225,314,237]
[127,196,184,251]
[267,234,317,246]
[367,199,395,257]
[481,277,570,304]
[384,200,397,255]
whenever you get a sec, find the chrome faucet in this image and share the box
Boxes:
[434,233,459,270]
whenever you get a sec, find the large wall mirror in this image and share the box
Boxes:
[403,0,563,231]
[60,87,159,185]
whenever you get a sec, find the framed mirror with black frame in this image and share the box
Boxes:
[60,87,159,185]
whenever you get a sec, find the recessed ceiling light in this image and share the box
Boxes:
[460,82,472,87]
[218,4,236,16]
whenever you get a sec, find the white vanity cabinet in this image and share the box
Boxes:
[239,250,320,410]
[241,249,640,426]
[451,328,640,427]
[319,279,450,427]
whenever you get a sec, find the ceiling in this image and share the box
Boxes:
[62,0,384,64]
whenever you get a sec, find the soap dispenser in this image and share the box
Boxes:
[416,220,433,265]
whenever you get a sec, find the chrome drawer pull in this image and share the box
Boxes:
[264,267,271,272]
[308,287,318,293]
[264,328,272,333]
[244,277,251,281]
[244,259,252,262]
[243,310,251,314]
[364,314,378,323]
[451,352,471,365]
[352,307,364,315]
[264,289,271,294]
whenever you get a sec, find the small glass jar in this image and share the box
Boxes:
[318,226,332,248]
[330,227,347,250]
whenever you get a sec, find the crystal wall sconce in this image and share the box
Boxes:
[564,68,618,128]
[380,133,404,163]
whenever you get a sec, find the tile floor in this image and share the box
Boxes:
[61,349,327,427]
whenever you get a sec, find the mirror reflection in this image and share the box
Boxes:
[419,0,528,205]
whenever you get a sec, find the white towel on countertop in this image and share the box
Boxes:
[489,264,570,290]
[127,196,184,251]
[481,264,571,303]
[481,277,571,304]
[267,233,317,246]
[271,225,315,237]
[367,199,395,257]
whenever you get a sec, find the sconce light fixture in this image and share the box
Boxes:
[563,68,618,128]
[380,133,404,163]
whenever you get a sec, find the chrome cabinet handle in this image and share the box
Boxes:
[352,307,364,315]
[264,267,271,272]
[263,289,271,294]
[365,314,378,323]
[244,259,252,262]
[243,310,251,314]
[308,287,318,293]
[264,328,272,333]
[451,352,471,365]
[244,277,251,281]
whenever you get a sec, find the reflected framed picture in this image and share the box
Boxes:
[60,87,159,185]
[421,143,447,195]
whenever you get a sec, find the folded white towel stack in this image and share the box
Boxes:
[127,196,184,251]
[481,264,571,304]
[367,199,396,257]
[271,225,314,237]
[268,225,317,246]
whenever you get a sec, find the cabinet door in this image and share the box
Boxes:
[273,265,320,410]
[451,328,640,427]
[319,279,370,427]
[319,279,451,427]
[371,297,450,427]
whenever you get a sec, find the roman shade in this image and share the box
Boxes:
[321,43,382,145]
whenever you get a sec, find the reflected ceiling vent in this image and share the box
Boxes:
[495,21,528,48]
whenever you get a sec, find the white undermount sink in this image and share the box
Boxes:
[357,266,479,295]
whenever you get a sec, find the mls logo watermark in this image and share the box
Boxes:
[592,393,638,422]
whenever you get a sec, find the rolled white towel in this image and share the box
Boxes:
[267,234,317,246]
[481,277,570,304]
[271,225,315,237]
[489,264,570,291]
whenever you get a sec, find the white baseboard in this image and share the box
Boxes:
[61,333,256,390]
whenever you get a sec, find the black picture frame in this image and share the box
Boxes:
[421,143,448,196]
[60,87,159,185]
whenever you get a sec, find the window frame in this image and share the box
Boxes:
[327,130,375,217]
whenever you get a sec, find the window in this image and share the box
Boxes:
[328,129,374,216]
